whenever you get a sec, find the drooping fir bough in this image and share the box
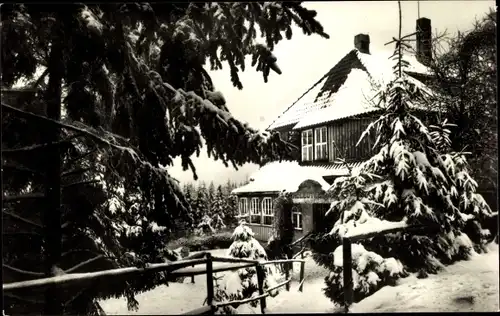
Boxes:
[313,3,496,307]
[1,3,328,315]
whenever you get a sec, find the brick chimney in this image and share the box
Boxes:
[354,34,370,54]
[416,17,432,65]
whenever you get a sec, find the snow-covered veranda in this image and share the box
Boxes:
[100,244,498,314]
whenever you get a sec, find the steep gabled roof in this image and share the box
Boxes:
[267,49,432,131]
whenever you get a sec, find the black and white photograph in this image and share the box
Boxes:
[2,1,498,315]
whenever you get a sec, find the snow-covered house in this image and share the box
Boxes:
[233,18,437,242]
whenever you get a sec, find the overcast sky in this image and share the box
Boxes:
[168,0,495,187]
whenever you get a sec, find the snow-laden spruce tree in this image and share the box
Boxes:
[212,221,279,313]
[315,3,497,307]
[211,185,230,230]
[2,3,328,314]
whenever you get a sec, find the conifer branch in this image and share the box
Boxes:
[2,210,43,228]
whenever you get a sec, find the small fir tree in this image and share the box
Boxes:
[212,222,279,313]
[314,2,496,308]
[211,185,229,230]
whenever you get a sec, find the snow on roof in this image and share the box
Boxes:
[293,68,379,129]
[231,160,332,194]
[267,75,330,130]
[267,48,433,131]
[231,161,364,194]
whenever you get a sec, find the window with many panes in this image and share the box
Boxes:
[238,198,248,218]
[262,197,274,226]
[315,126,328,160]
[291,207,303,230]
[301,129,313,161]
[250,198,261,224]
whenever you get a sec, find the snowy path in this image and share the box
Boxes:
[100,245,498,314]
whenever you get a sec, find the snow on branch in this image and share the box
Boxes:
[331,212,408,240]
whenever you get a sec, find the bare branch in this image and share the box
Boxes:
[2,210,42,228]
[64,255,105,273]
[3,264,44,277]
[3,192,45,202]
[65,149,98,166]
[32,68,49,89]
[2,162,42,175]
[61,167,92,178]
[2,102,136,156]
[61,249,104,257]
[4,293,44,304]
[3,231,42,236]
[62,180,100,189]
[64,288,86,307]
[2,134,81,153]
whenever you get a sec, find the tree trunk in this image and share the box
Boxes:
[43,37,64,315]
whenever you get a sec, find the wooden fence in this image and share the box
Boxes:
[341,224,440,313]
[3,252,306,315]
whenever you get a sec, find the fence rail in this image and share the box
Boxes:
[3,252,305,315]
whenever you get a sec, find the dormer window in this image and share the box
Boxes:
[315,126,328,160]
[301,129,313,161]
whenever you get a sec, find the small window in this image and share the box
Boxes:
[250,197,261,224]
[315,126,328,160]
[301,129,313,161]
[262,197,274,226]
[291,207,303,230]
[238,198,248,218]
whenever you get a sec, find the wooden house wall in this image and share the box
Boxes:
[236,193,311,242]
[328,117,375,162]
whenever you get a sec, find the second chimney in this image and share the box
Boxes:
[416,17,432,65]
[354,34,370,54]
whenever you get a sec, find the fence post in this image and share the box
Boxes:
[342,237,353,313]
[285,262,290,291]
[256,264,267,314]
[191,267,195,284]
[299,261,305,292]
[205,253,214,315]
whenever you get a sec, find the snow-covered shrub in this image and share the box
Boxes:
[212,222,280,313]
[324,244,406,305]
[313,25,496,308]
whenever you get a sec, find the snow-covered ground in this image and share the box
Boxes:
[100,244,499,314]
[350,242,499,313]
